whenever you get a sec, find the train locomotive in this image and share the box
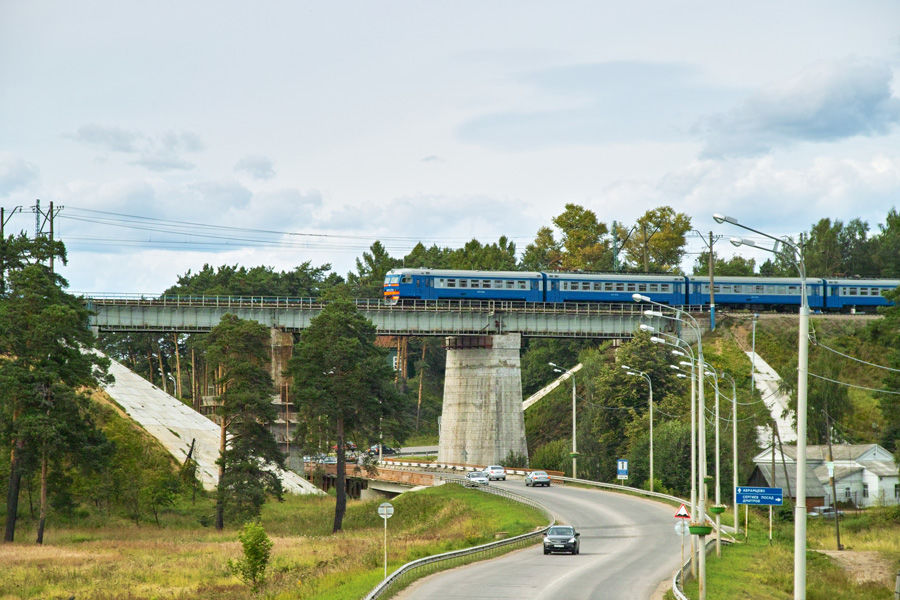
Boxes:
[383,268,899,313]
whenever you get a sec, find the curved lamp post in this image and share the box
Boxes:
[704,368,727,557]
[714,213,809,600]
[622,365,654,492]
[634,294,710,600]
[549,362,578,479]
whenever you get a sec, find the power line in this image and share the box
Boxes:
[808,371,900,395]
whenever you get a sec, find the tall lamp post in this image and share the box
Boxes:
[549,362,578,479]
[622,366,654,492]
[643,325,699,579]
[713,213,809,600]
[704,368,727,557]
[720,371,739,535]
[634,294,710,600]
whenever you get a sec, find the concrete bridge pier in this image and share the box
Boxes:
[438,333,528,466]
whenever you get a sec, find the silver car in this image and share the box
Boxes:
[464,471,489,487]
[525,470,551,487]
[484,465,507,481]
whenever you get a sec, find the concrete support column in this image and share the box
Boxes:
[439,333,528,466]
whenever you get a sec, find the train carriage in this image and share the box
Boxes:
[687,275,825,309]
[824,279,900,311]
[383,268,543,304]
[544,272,687,305]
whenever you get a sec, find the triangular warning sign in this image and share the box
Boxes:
[674,504,691,519]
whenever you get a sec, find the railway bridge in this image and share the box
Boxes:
[86,295,685,466]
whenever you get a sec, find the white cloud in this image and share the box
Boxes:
[699,59,900,157]
[234,155,276,180]
[0,154,39,197]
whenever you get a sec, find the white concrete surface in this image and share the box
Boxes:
[746,351,797,444]
[99,353,322,494]
[522,363,582,410]
[439,334,528,465]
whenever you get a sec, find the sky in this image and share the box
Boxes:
[2,1,900,294]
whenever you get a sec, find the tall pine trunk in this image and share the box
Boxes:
[332,417,346,533]
[4,439,23,542]
[215,414,226,530]
[36,448,47,544]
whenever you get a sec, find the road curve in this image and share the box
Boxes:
[394,479,684,600]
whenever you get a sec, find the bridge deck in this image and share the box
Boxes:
[85,296,692,338]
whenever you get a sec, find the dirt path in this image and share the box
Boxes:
[817,549,895,587]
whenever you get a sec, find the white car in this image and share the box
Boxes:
[464,471,489,487]
[484,465,507,481]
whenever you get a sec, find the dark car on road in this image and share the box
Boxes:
[543,525,580,555]
[367,444,398,456]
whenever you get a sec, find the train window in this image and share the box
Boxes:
[518,281,527,289]
[506,280,514,289]
[754,285,764,293]
[712,285,719,293]
[776,286,786,295]
[582,282,590,291]
[638,283,647,292]
[662,284,670,292]
[483,280,492,288]
[469,280,479,288]
[615,283,625,291]
[604,283,613,291]
[871,288,880,296]
[447,279,456,288]
[593,282,602,291]
[788,285,798,293]
[649,284,659,292]
[859,288,868,296]
[402,275,412,283]
[626,283,635,292]
[848,288,857,296]
[459,279,468,288]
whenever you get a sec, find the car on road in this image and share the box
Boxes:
[464,471,489,487]
[367,444,398,456]
[525,470,551,487]
[808,506,844,518]
[543,525,580,555]
[484,465,506,481]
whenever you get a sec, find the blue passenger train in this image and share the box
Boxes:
[383,268,899,312]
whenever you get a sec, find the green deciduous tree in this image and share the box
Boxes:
[692,251,756,276]
[346,241,401,298]
[553,204,611,271]
[286,297,405,532]
[203,314,284,530]
[621,206,691,273]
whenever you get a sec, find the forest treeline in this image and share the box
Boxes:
[3,204,900,539]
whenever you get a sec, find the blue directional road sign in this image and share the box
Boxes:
[735,486,783,506]
[616,459,628,480]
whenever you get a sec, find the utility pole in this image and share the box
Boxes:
[612,220,619,272]
[32,200,63,271]
[693,229,722,330]
[826,410,842,550]
[1,205,24,295]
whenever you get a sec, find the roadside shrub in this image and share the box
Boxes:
[228,521,273,592]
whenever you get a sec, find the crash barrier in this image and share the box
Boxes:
[671,536,733,600]
[361,476,555,600]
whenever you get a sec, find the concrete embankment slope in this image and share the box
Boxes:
[99,353,322,495]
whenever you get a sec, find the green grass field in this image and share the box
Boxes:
[0,483,546,600]
[671,506,900,600]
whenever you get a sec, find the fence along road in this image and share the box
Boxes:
[393,479,683,600]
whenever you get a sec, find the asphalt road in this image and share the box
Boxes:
[394,479,685,600]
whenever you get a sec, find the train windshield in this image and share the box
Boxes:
[384,274,401,285]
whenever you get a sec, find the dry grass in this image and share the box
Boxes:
[0,484,545,600]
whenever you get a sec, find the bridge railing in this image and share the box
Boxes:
[82,292,707,316]
[361,476,555,600]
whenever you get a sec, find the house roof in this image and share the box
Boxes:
[813,464,863,482]
[752,464,826,497]
[857,460,900,477]
[755,443,888,463]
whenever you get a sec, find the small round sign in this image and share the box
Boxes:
[378,502,394,519]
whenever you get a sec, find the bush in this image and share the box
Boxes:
[228,521,273,592]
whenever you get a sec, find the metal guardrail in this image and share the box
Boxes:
[361,477,556,600]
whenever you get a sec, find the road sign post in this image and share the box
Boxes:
[616,459,628,481]
[736,487,783,542]
[378,502,394,579]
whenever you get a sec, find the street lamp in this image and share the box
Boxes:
[622,365,654,492]
[550,362,578,479]
[647,328,700,579]
[714,213,809,600]
[636,296,710,600]
[704,368,727,557]
[719,371,739,536]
